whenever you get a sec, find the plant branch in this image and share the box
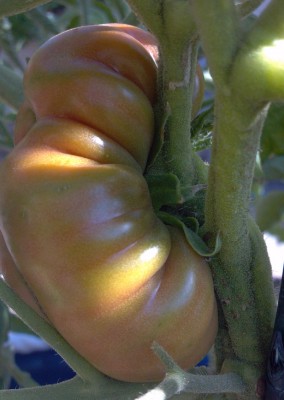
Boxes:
[190,0,240,88]
[189,2,277,390]
[135,343,245,399]
[128,0,206,185]
[204,95,275,368]
[0,279,104,384]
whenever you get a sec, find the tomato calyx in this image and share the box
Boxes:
[158,211,221,258]
[144,172,221,257]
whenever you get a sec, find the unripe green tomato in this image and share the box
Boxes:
[0,24,217,382]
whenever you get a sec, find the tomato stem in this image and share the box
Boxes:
[193,0,277,394]
[128,0,207,186]
[0,278,103,384]
[156,36,200,184]
[191,0,240,88]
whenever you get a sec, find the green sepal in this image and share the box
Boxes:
[146,172,206,212]
[183,216,199,233]
[145,173,183,212]
[158,211,221,257]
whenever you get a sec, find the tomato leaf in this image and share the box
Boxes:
[146,173,183,211]
[146,173,206,212]
[158,211,221,257]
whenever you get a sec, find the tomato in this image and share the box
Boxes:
[0,24,217,382]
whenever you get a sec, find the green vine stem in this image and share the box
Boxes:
[127,0,207,186]
[191,0,279,393]
[135,343,245,399]
[0,278,104,384]
[126,2,276,395]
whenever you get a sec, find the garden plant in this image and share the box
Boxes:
[0,1,284,399]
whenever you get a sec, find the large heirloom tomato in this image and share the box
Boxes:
[0,24,217,382]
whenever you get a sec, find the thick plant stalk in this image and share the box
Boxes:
[128,0,207,186]
[191,0,279,396]
[205,98,275,376]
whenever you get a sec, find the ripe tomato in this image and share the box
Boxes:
[0,24,217,382]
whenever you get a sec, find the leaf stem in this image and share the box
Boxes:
[129,0,207,185]
[135,343,245,400]
[191,0,240,87]
[191,0,277,391]
[0,279,104,384]
[205,98,272,363]
[157,37,200,184]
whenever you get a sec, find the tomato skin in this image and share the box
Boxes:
[0,24,217,382]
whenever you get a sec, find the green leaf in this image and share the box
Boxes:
[0,64,23,110]
[261,102,284,161]
[158,211,221,257]
[0,0,52,18]
[145,173,183,211]
[145,173,206,212]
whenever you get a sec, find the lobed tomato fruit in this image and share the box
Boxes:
[0,24,217,382]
